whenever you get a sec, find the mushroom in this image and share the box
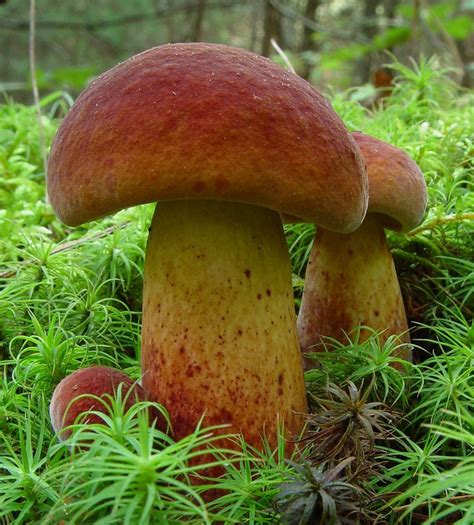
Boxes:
[298,132,427,363]
[50,366,144,440]
[47,43,368,450]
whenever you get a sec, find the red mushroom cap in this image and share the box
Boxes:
[48,43,368,233]
[352,132,427,232]
[49,366,144,439]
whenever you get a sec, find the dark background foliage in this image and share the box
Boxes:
[1,0,473,102]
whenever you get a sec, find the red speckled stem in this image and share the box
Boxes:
[298,214,411,364]
[142,200,307,450]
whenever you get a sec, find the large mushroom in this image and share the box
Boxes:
[298,132,427,363]
[47,43,368,450]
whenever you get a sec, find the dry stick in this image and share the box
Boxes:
[0,222,131,279]
[270,38,296,74]
[408,213,474,237]
[29,0,48,193]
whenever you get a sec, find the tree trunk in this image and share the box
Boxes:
[358,0,380,83]
[250,0,260,51]
[300,0,321,80]
[191,0,207,41]
[261,0,282,56]
[166,0,176,42]
[384,0,398,19]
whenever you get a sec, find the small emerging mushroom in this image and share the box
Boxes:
[50,366,144,440]
[298,132,427,363]
[47,43,368,451]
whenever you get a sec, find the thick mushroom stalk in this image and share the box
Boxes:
[297,214,410,361]
[143,200,307,448]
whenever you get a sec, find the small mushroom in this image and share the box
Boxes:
[47,43,368,450]
[298,132,427,363]
[50,366,145,440]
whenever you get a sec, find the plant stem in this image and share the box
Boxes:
[408,213,474,236]
[29,0,47,189]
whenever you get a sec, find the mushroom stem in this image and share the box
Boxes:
[142,200,307,449]
[297,214,411,364]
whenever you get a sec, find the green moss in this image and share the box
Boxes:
[1,57,473,523]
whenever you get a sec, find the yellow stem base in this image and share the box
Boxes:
[142,200,307,449]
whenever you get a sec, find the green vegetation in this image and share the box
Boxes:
[1,57,473,523]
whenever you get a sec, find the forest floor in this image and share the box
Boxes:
[0,57,473,524]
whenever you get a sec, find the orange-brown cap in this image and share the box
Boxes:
[352,132,427,232]
[48,43,368,232]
